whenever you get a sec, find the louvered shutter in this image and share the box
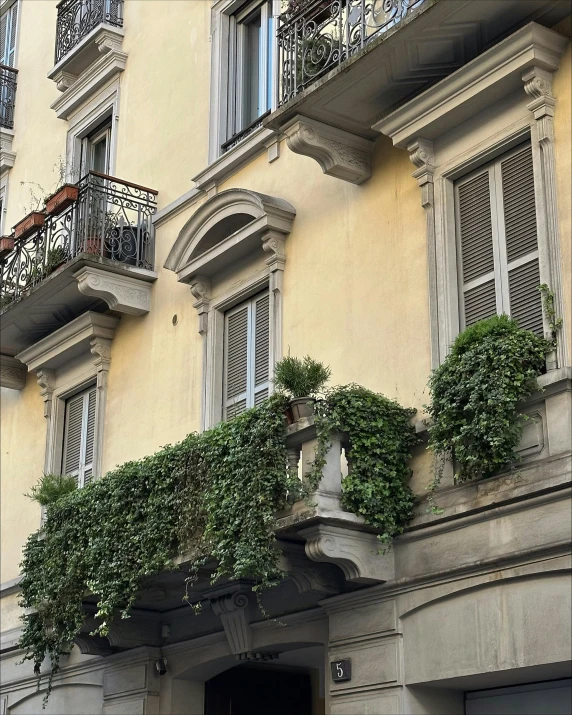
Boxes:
[500,145,543,335]
[253,293,270,405]
[1,3,17,67]
[223,291,271,419]
[224,304,249,419]
[456,169,498,327]
[63,386,97,487]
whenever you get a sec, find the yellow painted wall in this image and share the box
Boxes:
[1,1,570,595]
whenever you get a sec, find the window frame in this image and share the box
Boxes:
[61,383,97,488]
[1,0,20,69]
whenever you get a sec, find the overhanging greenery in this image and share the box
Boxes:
[18,386,417,697]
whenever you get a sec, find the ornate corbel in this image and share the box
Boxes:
[522,67,568,369]
[90,337,112,380]
[190,276,211,336]
[52,70,78,92]
[36,369,56,419]
[95,29,124,55]
[300,524,395,584]
[0,355,26,390]
[262,230,286,276]
[75,267,152,316]
[207,585,252,657]
[283,116,374,185]
[408,138,435,209]
[278,543,341,595]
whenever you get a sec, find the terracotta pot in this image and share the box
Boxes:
[290,397,315,422]
[13,211,46,240]
[0,236,14,259]
[45,184,79,216]
[84,236,103,256]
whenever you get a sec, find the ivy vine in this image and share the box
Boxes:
[18,386,418,701]
[426,315,551,485]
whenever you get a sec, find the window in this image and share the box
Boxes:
[62,385,97,488]
[80,118,112,176]
[224,291,270,419]
[224,0,274,151]
[455,142,543,335]
[0,1,18,68]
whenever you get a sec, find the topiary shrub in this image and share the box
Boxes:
[426,314,551,483]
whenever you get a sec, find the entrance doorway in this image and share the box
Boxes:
[204,664,313,715]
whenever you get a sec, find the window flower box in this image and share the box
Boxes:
[0,236,14,259]
[13,211,46,240]
[45,184,79,216]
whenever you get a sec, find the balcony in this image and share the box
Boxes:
[48,0,126,117]
[0,64,18,130]
[268,0,571,183]
[0,172,157,361]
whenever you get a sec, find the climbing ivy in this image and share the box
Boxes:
[426,315,551,484]
[18,386,418,701]
[310,385,418,544]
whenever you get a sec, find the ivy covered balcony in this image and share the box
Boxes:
[0,172,157,363]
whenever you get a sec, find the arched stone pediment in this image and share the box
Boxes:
[164,189,296,283]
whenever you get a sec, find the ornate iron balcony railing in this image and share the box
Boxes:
[55,0,123,64]
[1,172,157,309]
[0,64,18,130]
[277,0,427,105]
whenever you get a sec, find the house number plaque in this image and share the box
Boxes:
[330,659,351,682]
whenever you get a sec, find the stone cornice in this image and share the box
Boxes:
[374,22,569,147]
[16,312,119,372]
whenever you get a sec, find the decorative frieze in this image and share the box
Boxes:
[283,116,374,185]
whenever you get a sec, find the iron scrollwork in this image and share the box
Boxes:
[55,0,123,64]
[0,64,18,130]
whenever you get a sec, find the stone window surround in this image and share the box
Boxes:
[208,0,281,165]
[165,188,295,429]
[65,81,120,181]
[374,22,570,371]
[15,312,119,486]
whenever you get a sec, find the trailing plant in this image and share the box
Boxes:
[273,354,331,397]
[26,473,76,507]
[539,283,563,344]
[18,394,297,700]
[426,314,551,486]
[311,384,418,544]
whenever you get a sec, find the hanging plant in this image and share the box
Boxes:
[426,314,551,485]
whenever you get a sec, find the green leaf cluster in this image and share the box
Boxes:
[311,385,418,544]
[26,473,76,507]
[426,315,550,482]
[273,354,331,398]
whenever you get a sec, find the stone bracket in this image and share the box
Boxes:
[300,524,395,584]
[0,355,26,390]
[278,542,342,595]
[207,583,253,657]
[74,267,152,315]
[283,116,374,184]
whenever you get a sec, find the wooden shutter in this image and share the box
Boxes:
[223,291,271,419]
[455,142,542,335]
[500,145,543,335]
[253,293,270,405]
[63,386,97,487]
[1,2,17,67]
[224,304,249,419]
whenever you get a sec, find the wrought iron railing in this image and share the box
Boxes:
[0,172,157,309]
[55,0,123,64]
[0,64,18,130]
[277,0,427,105]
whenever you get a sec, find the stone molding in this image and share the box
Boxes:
[0,128,16,173]
[300,524,395,584]
[373,22,568,147]
[0,354,26,390]
[74,267,152,316]
[283,116,374,185]
[207,584,252,657]
[50,48,128,121]
[278,543,341,595]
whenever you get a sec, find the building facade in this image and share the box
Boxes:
[0,0,571,713]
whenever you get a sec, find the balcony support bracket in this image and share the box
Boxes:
[300,524,395,584]
[74,267,152,316]
[0,354,26,390]
[283,116,374,185]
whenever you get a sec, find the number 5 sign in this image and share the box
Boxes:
[330,659,352,682]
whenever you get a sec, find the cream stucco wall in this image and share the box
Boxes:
[0,1,570,599]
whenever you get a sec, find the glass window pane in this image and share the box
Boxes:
[244,10,262,127]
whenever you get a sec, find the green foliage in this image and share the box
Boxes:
[273,354,331,398]
[19,394,297,698]
[539,283,563,343]
[26,473,77,507]
[311,385,418,544]
[426,314,550,483]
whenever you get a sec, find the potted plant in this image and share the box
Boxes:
[274,354,331,421]
[45,183,79,216]
[45,246,69,274]
[13,211,46,240]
